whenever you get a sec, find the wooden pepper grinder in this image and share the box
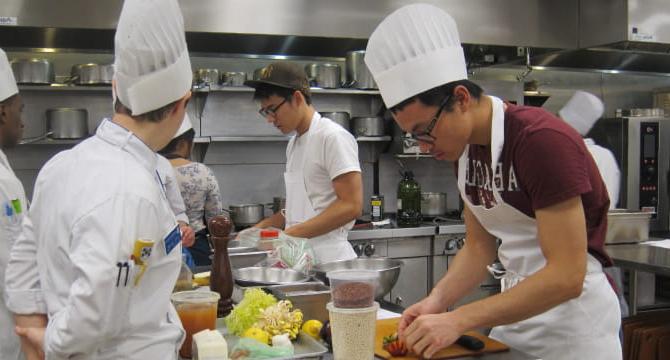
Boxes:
[208,215,233,317]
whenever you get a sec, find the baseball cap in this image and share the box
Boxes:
[244,62,311,97]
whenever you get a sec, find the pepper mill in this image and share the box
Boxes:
[208,215,233,317]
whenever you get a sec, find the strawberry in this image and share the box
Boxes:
[383,333,408,357]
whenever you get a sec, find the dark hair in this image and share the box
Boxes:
[114,98,181,123]
[158,128,196,156]
[252,84,312,105]
[390,80,483,113]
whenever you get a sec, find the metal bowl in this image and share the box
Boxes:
[233,267,310,287]
[312,257,403,299]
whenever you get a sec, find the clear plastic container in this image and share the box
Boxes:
[326,270,378,308]
[258,229,280,250]
[327,301,379,360]
[171,291,220,359]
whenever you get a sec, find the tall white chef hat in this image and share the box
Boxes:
[365,4,467,108]
[113,0,192,116]
[174,113,193,139]
[0,49,18,102]
[559,91,604,136]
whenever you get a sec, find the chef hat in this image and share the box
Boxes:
[365,4,467,108]
[113,0,192,116]
[0,49,18,102]
[559,91,604,136]
[174,113,193,139]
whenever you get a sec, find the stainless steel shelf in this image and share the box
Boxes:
[356,136,391,142]
[18,84,112,91]
[193,85,379,95]
[194,136,211,144]
[20,138,83,145]
[394,154,434,159]
[211,136,291,142]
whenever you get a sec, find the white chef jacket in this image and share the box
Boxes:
[584,138,620,209]
[157,155,189,223]
[5,119,184,359]
[0,148,28,360]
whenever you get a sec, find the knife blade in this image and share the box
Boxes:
[456,334,485,351]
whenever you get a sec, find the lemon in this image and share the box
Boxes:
[242,327,271,344]
[193,271,210,286]
[301,319,323,340]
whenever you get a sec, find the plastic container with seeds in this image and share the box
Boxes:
[326,269,378,309]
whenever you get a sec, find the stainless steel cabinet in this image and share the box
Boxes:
[389,256,429,307]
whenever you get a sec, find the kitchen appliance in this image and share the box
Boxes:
[193,68,220,86]
[10,58,54,84]
[221,71,246,86]
[345,50,377,89]
[233,267,310,287]
[46,108,89,139]
[228,204,265,228]
[69,63,113,85]
[319,112,350,132]
[352,116,384,137]
[312,257,403,300]
[305,63,341,88]
[588,109,670,231]
[421,192,447,217]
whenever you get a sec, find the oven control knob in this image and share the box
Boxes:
[364,243,376,257]
[645,165,656,176]
[353,244,364,257]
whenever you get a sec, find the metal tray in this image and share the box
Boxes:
[222,330,328,359]
[606,209,652,244]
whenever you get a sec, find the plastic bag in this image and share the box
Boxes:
[264,233,315,274]
[229,338,294,360]
[236,227,262,248]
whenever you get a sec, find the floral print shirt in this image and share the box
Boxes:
[174,162,223,232]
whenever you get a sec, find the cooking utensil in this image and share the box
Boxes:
[457,335,485,351]
[312,257,402,299]
[46,108,88,139]
[374,318,510,359]
[221,71,246,86]
[233,267,310,287]
[305,63,341,88]
[69,63,114,85]
[352,116,385,137]
[319,112,350,132]
[345,50,377,89]
[421,192,447,217]
[10,58,55,84]
[193,68,220,86]
[228,204,265,227]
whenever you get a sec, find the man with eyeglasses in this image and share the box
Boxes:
[364,4,621,360]
[243,62,362,264]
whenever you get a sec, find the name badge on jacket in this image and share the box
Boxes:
[164,225,181,255]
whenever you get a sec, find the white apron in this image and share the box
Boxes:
[284,113,357,264]
[0,150,28,360]
[457,97,622,360]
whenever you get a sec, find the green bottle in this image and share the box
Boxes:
[397,171,422,227]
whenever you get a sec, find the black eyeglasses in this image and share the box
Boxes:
[410,94,451,144]
[258,98,287,118]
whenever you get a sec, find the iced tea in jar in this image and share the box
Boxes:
[171,290,220,358]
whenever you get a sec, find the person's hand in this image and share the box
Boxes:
[15,325,45,360]
[403,312,464,358]
[398,293,446,339]
[179,223,195,247]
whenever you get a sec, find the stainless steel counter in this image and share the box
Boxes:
[348,222,465,241]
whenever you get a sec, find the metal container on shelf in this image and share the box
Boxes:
[305,63,341,88]
[70,63,114,85]
[221,71,246,86]
[11,58,55,84]
[345,50,377,89]
[605,209,652,244]
[352,116,384,137]
[319,112,350,132]
[46,108,89,139]
[193,68,220,85]
[421,192,448,217]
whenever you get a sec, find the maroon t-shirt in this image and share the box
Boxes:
[463,103,613,267]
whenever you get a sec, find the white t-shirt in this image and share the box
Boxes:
[286,114,361,229]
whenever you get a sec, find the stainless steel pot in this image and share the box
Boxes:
[319,112,350,132]
[421,192,447,216]
[345,50,377,89]
[352,116,384,137]
[229,204,265,226]
[193,68,220,85]
[221,71,246,86]
[312,258,403,299]
[11,58,55,84]
[253,67,265,80]
[46,108,89,139]
[70,63,113,85]
[305,63,341,88]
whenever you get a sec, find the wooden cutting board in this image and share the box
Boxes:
[374,318,509,360]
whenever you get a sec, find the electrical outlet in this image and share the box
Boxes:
[516,47,525,57]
